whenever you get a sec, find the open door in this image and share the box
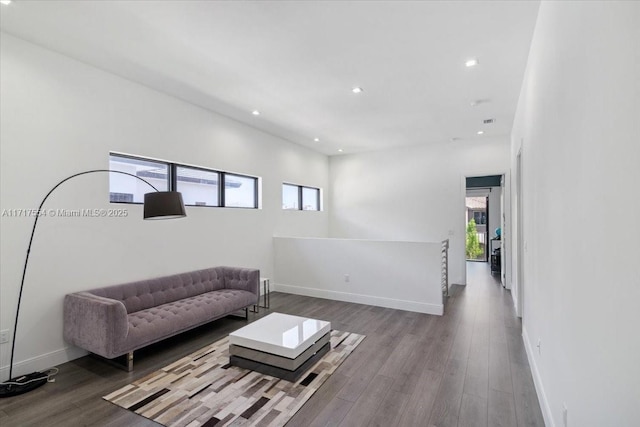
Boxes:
[465,196,488,262]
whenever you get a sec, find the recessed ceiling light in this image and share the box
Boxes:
[351,87,364,94]
[465,58,479,68]
[314,138,320,142]
[251,110,260,116]
[338,149,343,152]
[477,130,484,135]
[0,0,12,5]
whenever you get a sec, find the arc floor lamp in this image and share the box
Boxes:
[0,169,186,398]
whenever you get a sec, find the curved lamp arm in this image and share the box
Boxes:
[7,169,185,381]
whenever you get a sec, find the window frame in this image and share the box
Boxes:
[109,153,259,209]
[282,182,321,211]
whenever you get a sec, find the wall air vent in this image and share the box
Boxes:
[483,118,495,124]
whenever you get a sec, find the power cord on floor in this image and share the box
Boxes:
[0,367,59,386]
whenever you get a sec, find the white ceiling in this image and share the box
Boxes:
[0,0,540,155]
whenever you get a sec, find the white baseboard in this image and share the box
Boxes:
[0,346,87,382]
[273,283,443,315]
[522,326,554,427]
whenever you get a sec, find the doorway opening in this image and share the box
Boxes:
[465,175,504,279]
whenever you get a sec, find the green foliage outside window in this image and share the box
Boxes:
[466,219,482,259]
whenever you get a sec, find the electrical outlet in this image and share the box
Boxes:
[0,329,9,344]
[344,274,350,283]
[562,403,568,427]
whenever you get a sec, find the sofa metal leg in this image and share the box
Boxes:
[125,351,134,371]
[228,307,250,320]
[92,351,134,372]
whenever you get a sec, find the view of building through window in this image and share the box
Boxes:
[176,166,219,206]
[109,155,169,203]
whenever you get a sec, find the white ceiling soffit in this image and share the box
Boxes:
[0,1,540,156]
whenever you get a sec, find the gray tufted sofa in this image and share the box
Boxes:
[63,266,259,370]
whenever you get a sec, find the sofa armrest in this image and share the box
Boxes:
[221,267,260,298]
[63,292,128,359]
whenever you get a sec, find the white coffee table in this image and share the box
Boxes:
[229,312,331,381]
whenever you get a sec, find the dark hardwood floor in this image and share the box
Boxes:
[0,263,544,426]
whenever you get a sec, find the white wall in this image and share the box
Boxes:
[274,237,444,315]
[510,2,640,426]
[0,33,329,379]
[329,139,510,286]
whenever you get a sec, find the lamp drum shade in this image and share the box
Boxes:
[144,191,186,219]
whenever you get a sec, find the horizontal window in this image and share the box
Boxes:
[109,153,258,209]
[282,183,321,211]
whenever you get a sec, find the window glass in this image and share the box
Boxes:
[302,187,320,211]
[109,154,168,203]
[225,174,257,208]
[176,166,219,206]
[473,211,487,225]
[282,184,299,210]
[109,154,259,209]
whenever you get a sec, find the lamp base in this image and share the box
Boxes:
[0,372,48,398]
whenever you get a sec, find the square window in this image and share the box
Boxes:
[282,184,299,210]
[302,187,320,211]
[109,154,169,203]
[176,166,219,207]
[225,174,257,208]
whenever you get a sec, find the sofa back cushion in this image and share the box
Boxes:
[89,267,225,313]
[220,267,258,291]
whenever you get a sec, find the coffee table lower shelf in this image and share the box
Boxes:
[229,333,330,382]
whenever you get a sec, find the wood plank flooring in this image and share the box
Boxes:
[0,262,545,426]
